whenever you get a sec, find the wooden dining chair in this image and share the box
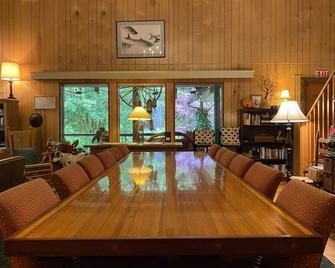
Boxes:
[228,154,254,177]
[108,147,124,162]
[218,150,237,168]
[52,163,90,200]
[77,155,105,180]
[96,150,117,169]
[0,178,68,267]
[263,179,335,268]
[214,147,228,162]
[243,162,283,200]
[208,144,221,158]
[116,144,130,156]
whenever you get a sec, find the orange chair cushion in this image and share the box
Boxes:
[96,150,116,169]
[116,144,130,156]
[108,147,124,161]
[77,155,105,180]
[208,144,221,158]
[214,147,228,161]
[243,162,283,200]
[219,150,237,167]
[52,163,90,200]
[264,180,335,268]
[228,154,254,177]
[0,178,59,238]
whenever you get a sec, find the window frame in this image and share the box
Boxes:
[60,83,110,143]
[117,83,167,142]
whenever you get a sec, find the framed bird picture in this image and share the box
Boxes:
[116,20,165,58]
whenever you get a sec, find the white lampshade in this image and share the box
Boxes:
[128,106,151,121]
[280,89,290,100]
[0,62,20,81]
[271,101,309,123]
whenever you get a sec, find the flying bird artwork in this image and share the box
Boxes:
[117,21,165,58]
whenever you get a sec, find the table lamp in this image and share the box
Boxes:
[271,96,309,177]
[0,62,20,99]
[128,106,151,143]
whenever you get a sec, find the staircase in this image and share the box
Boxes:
[299,71,335,174]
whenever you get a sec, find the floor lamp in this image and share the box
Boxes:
[128,106,151,143]
[271,98,309,178]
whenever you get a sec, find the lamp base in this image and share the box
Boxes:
[7,81,16,99]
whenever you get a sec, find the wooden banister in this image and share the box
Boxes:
[299,70,335,174]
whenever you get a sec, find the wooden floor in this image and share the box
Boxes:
[277,182,335,264]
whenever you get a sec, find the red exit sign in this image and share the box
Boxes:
[315,69,329,77]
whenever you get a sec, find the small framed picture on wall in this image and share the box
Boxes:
[34,96,56,110]
[251,95,262,108]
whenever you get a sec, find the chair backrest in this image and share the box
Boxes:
[0,156,25,192]
[52,163,90,200]
[7,127,34,149]
[0,178,59,267]
[208,144,221,158]
[0,178,59,238]
[214,147,228,161]
[264,179,335,268]
[77,155,105,180]
[96,150,116,170]
[228,154,254,177]
[116,144,130,156]
[243,162,283,200]
[218,150,237,167]
[108,147,124,162]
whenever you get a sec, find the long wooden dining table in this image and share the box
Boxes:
[6,151,323,258]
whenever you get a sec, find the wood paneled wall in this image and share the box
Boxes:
[1,0,335,148]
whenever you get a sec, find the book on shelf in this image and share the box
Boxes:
[269,164,287,176]
[243,113,261,126]
[259,146,286,159]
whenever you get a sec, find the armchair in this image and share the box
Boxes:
[7,128,53,184]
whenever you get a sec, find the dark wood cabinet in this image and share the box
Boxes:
[0,99,20,148]
[239,108,290,176]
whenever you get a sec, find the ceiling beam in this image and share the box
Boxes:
[31,70,254,80]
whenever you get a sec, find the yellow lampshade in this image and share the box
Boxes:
[280,89,290,100]
[271,101,309,123]
[128,166,152,186]
[0,62,20,81]
[128,106,151,121]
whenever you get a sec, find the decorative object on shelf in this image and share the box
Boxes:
[271,99,309,177]
[0,62,20,99]
[34,96,56,109]
[116,20,165,58]
[29,113,43,128]
[251,95,262,108]
[92,127,109,143]
[128,106,151,143]
[241,98,253,108]
[220,127,240,146]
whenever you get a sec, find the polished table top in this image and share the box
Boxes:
[6,152,323,257]
[84,142,183,149]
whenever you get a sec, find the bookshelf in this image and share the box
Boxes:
[0,99,20,148]
[240,108,290,177]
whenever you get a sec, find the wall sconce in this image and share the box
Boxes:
[0,62,20,99]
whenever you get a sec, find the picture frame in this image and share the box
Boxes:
[34,96,56,110]
[116,20,165,58]
[251,95,262,108]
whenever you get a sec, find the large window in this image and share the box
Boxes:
[175,84,222,141]
[62,84,109,147]
[119,85,165,142]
